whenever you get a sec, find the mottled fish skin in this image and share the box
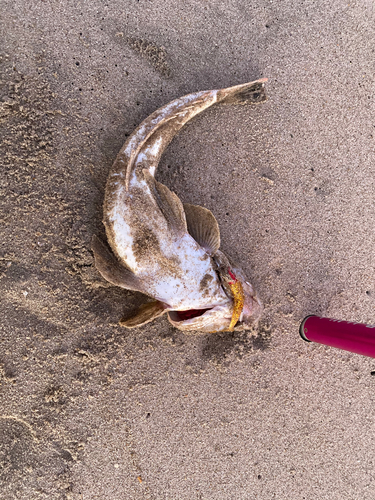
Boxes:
[94,79,267,332]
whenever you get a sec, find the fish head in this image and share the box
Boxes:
[166,258,262,333]
[216,264,262,329]
[214,250,263,331]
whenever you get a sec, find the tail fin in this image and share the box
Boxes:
[217,78,268,105]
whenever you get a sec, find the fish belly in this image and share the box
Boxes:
[144,233,228,309]
[106,183,227,309]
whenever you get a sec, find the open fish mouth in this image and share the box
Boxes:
[168,308,213,322]
[167,304,233,332]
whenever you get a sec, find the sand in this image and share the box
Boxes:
[1,0,375,498]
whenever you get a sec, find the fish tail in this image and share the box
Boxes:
[216,78,268,106]
[106,78,267,196]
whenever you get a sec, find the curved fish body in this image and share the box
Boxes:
[92,79,267,332]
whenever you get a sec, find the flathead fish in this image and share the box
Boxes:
[92,79,267,333]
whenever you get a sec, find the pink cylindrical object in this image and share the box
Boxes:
[300,315,375,358]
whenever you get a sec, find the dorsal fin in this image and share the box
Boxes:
[143,169,187,235]
[183,203,220,255]
[91,235,144,292]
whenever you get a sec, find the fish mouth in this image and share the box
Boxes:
[167,303,233,333]
[168,308,213,322]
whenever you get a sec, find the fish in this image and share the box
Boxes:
[92,78,267,333]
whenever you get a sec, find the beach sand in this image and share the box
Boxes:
[1,1,374,498]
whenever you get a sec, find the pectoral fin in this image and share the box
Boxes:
[120,300,166,328]
[91,235,144,292]
[143,169,187,235]
[183,203,221,255]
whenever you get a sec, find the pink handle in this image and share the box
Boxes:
[300,315,375,358]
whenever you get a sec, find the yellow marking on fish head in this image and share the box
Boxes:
[227,270,245,331]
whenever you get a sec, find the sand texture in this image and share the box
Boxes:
[1,1,375,499]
